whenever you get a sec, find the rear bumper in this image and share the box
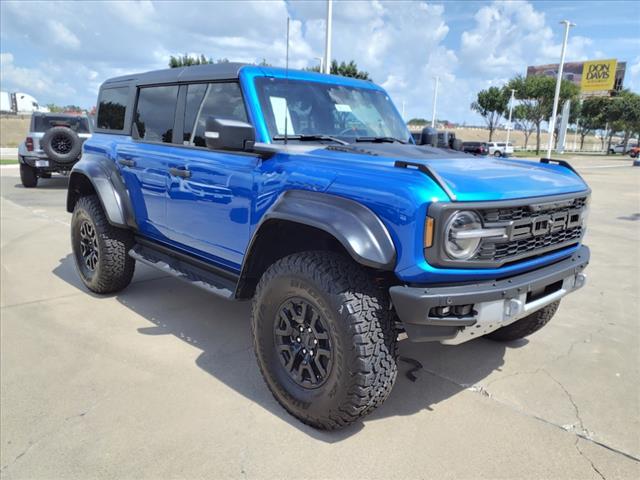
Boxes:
[21,154,79,171]
[389,246,590,343]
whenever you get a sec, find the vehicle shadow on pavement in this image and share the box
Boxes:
[53,254,521,442]
[14,176,69,190]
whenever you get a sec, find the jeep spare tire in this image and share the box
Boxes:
[41,126,82,164]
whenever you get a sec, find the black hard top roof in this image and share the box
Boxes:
[102,62,249,87]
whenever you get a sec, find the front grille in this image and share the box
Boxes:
[474,196,588,264]
[481,196,588,223]
[477,226,583,261]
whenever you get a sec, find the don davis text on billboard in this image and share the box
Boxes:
[581,59,617,92]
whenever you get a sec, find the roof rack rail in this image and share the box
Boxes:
[394,160,457,201]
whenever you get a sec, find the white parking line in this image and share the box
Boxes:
[579,163,634,169]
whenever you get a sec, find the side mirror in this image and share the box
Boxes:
[204,117,255,152]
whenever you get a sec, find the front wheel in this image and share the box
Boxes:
[252,252,398,430]
[494,151,502,157]
[485,301,560,342]
[71,195,135,294]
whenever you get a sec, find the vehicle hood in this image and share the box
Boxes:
[310,143,589,201]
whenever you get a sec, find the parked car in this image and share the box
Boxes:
[67,63,590,429]
[486,141,514,157]
[609,142,638,154]
[461,141,489,155]
[18,113,92,188]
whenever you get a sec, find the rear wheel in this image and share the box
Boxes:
[71,195,135,293]
[494,151,502,157]
[252,252,398,430]
[19,163,38,188]
[485,301,560,342]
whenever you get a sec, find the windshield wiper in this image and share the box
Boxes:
[355,136,407,144]
[272,134,348,145]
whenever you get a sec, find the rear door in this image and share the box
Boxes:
[164,82,256,270]
[115,85,180,241]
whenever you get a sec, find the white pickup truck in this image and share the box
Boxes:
[486,141,514,157]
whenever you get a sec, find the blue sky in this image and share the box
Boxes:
[1,0,638,123]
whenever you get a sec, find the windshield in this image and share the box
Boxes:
[254,77,411,143]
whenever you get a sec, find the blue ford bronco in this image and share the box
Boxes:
[67,63,590,429]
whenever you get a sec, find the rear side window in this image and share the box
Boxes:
[182,83,247,147]
[97,87,128,130]
[33,116,91,133]
[134,85,179,143]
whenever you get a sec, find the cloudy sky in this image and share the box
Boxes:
[1,0,639,123]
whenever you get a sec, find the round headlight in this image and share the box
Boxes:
[444,210,482,260]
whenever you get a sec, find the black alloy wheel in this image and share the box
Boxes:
[78,220,99,271]
[273,297,333,388]
[52,134,73,154]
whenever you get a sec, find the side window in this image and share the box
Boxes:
[134,85,179,143]
[97,86,128,130]
[183,83,247,147]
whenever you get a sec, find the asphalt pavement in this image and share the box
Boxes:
[1,156,638,479]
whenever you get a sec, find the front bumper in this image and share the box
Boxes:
[390,246,590,343]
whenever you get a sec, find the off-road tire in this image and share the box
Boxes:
[485,300,560,342]
[71,195,135,294]
[252,251,398,430]
[41,126,82,164]
[19,162,38,188]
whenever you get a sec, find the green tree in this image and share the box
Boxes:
[407,118,428,126]
[307,60,371,80]
[614,90,640,150]
[576,96,608,150]
[46,103,63,113]
[168,53,214,68]
[512,104,536,149]
[506,75,579,154]
[470,87,508,141]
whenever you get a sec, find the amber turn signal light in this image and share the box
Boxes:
[424,216,434,248]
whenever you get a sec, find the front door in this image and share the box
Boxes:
[164,82,256,271]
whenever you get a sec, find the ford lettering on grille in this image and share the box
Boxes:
[508,209,582,241]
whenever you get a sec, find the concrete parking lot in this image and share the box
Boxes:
[1,156,639,479]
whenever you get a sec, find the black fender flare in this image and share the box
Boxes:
[66,155,137,229]
[246,190,396,270]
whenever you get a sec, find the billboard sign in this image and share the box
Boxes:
[527,59,625,96]
[581,59,617,92]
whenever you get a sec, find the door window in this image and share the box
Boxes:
[182,83,247,147]
[97,86,128,131]
[134,85,179,143]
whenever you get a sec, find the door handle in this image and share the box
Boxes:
[118,159,136,167]
[169,167,192,178]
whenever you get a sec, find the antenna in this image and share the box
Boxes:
[284,16,290,145]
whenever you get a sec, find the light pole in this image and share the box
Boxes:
[505,88,516,145]
[546,20,575,159]
[314,56,324,73]
[402,100,406,120]
[323,0,333,74]
[431,76,439,128]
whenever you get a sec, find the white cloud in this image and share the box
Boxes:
[47,20,81,49]
[0,0,631,124]
[460,1,593,78]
